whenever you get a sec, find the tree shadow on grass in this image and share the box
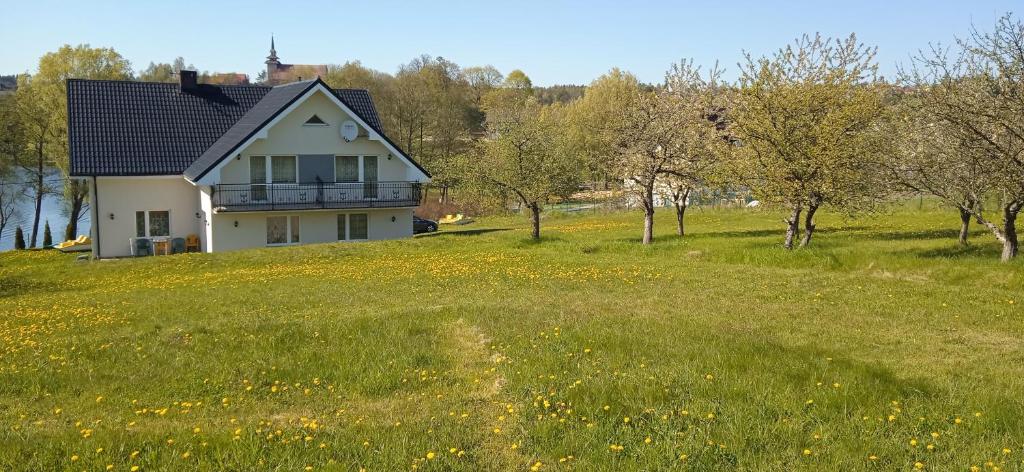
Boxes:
[688,226,872,240]
[912,243,1004,260]
[0,275,61,299]
[415,228,512,238]
[867,228,986,242]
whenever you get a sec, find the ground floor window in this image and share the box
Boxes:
[267,215,300,245]
[135,210,170,238]
[337,213,369,240]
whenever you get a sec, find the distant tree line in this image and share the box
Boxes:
[1,13,1021,262]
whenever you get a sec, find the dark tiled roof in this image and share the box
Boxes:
[68,78,389,176]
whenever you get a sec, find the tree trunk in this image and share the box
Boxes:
[675,202,687,236]
[529,203,541,240]
[958,207,971,246]
[643,207,655,244]
[1001,205,1019,262]
[29,147,44,248]
[799,203,819,247]
[65,179,87,241]
[674,187,690,236]
[642,182,655,245]
[783,204,802,250]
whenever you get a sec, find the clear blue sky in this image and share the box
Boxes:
[1,0,1018,86]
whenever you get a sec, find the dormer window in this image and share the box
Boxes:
[304,114,327,126]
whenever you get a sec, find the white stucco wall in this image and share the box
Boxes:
[209,208,413,252]
[93,177,201,258]
[217,90,412,184]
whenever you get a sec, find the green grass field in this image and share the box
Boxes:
[1,204,1021,471]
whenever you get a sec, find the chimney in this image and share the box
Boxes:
[179,70,198,92]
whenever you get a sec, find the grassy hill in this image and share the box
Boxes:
[1,205,1021,471]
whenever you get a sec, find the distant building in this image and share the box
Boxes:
[264,37,328,85]
[203,72,250,85]
[0,75,17,94]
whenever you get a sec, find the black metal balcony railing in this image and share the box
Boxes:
[211,181,422,212]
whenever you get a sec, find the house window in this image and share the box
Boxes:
[336,214,346,240]
[350,213,368,240]
[335,156,359,182]
[271,156,297,183]
[135,212,146,238]
[135,210,170,238]
[267,215,300,245]
[304,114,327,126]
[337,213,369,240]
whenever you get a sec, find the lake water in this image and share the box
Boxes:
[0,168,92,251]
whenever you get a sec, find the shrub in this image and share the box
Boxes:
[43,220,52,247]
[14,225,25,250]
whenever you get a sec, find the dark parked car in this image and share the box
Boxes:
[413,216,438,234]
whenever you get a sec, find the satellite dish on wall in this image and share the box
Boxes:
[340,121,359,142]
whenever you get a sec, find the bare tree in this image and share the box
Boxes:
[614,61,724,245]
[464,93,578,240]
[662,60,728,237]
[901,14,1024,261]
[888,88,992,246]
[0,176,20,242]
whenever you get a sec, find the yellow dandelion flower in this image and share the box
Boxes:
[426,452,436,460]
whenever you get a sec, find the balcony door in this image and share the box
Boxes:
[250,156,267,201]
[363,156,378,199]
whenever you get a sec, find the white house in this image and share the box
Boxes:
[68,71,430,258]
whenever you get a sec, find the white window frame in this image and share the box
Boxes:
[333,155,360,183]
[337,213,369,241]
[332,155,380,183]
[135,210,171,238]
[249,155,299,185]
[266,215,301,246]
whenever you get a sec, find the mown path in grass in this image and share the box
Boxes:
[0,206,1021,471]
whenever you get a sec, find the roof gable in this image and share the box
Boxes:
[183,80,317,181]
[185,78,431,184]
[67,78,391,177]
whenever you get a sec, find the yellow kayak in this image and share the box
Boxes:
[55,235,92,252]
[438,213,474,225]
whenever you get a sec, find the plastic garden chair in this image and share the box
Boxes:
[185,234,200,252]
[134,238,153,257]
[171,237,186,254]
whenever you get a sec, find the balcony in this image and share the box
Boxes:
[211,181,422,212]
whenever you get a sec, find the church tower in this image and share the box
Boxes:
[265,36,281,84]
